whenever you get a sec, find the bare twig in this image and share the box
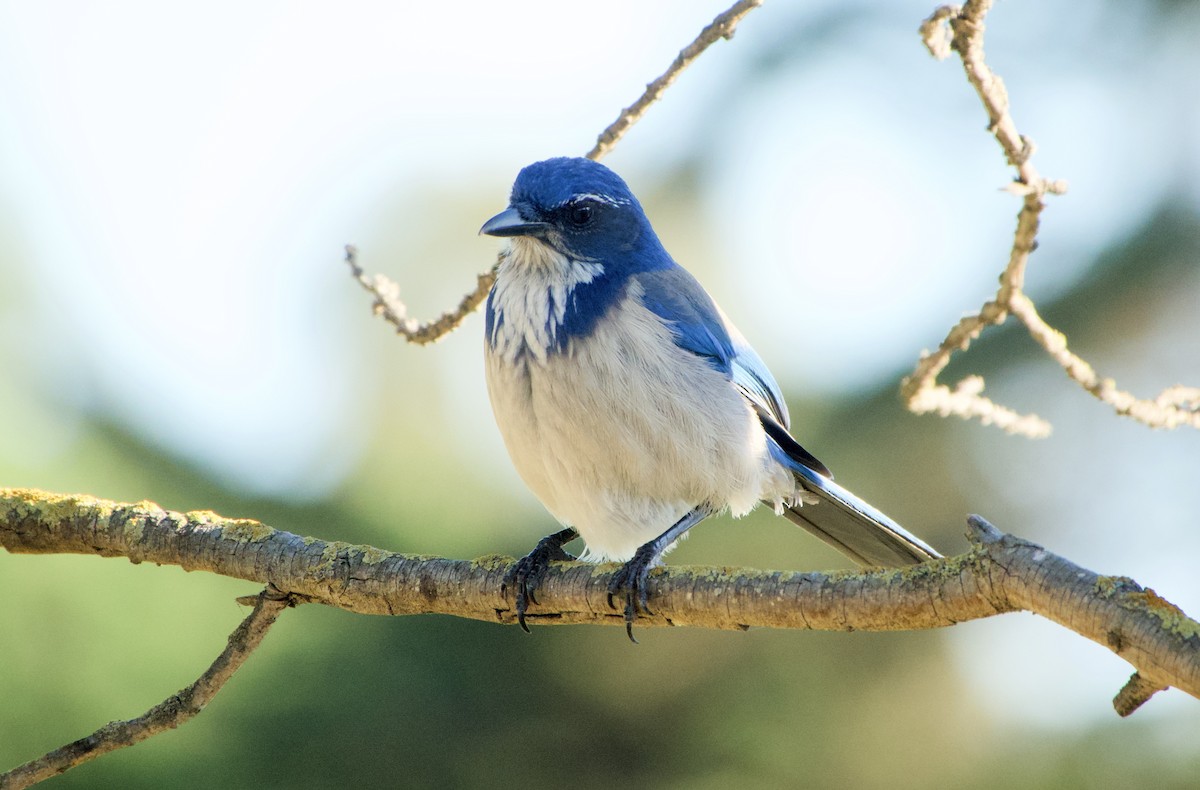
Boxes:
[918,4,959,60]
[899,299,1053,438]
[905,1,1058,436]
[1008,292,1200,430]
[3,489,1197,718]
[344,244,497,345]
[902,373,1052,438]
[348,0,764,345]
[908,2,1199,434]
[0,588,292,790]
[586,0,764,161]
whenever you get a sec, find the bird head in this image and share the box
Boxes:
[480,157,662,265]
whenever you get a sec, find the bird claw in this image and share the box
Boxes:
[503,528,577,632]
[607,552,657,643]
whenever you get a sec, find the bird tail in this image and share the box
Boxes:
[752,404,940,567]
[779,466,941,568]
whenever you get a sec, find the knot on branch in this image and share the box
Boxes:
[919,5,963,60]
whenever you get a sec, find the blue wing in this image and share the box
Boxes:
[635,267,735,375]
[636,266,829,477]
[728,333,790,428]
[636,265,938,566]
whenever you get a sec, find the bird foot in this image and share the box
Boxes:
[606,546,659,643]
[503,528,577,632]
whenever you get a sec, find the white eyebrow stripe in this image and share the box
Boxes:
[568,193,630,207]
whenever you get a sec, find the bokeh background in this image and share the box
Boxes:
[2,1,1199,787]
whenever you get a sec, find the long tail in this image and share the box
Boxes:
[751,403,940,567]
[780,465,940,567]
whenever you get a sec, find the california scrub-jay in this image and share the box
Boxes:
[481,157,939,639]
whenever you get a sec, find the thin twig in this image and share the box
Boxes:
[586,0,764,161]
[918,5,959,60]
[348,0,765,345]
[0,588,292,790]
[1009,292,1200,430]
[904,1,1057,436]
[908,2,1199,434]
[899,299,1053,438]
[344,244,498,345]
[903,374,1052,438]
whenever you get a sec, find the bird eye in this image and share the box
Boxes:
[567,202,594,227]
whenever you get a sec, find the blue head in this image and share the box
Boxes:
[480,157,668,267]
[481,158,684,359]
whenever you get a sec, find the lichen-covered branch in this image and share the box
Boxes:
[907,1,1199,435]
[3,488,1197,716]
[347,0,764,345]
[0,587,291,790]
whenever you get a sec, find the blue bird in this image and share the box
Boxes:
[480,157,940,639]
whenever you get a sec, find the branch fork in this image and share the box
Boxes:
[908,0,1200,436]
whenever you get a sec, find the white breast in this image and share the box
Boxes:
[486,270,794,562]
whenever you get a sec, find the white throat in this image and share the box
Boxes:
[489,237,604,364]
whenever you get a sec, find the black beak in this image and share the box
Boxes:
[479,207,549,238]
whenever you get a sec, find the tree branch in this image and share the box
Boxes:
[3,488,1197,717]
[0,587,292,790]
[906,1,1200,435]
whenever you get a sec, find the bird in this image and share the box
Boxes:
[479,156,940,640]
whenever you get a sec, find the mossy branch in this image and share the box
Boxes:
[3,488,1196,718]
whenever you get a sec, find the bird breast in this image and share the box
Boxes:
[485,275,792,561]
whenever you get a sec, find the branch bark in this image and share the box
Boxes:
[3,488,1197,717]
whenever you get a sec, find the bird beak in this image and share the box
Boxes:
[479,207,549,238]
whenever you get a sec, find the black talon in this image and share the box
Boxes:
[606,505,715,643]
[503,528,578,632]
[607,546,658,643]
